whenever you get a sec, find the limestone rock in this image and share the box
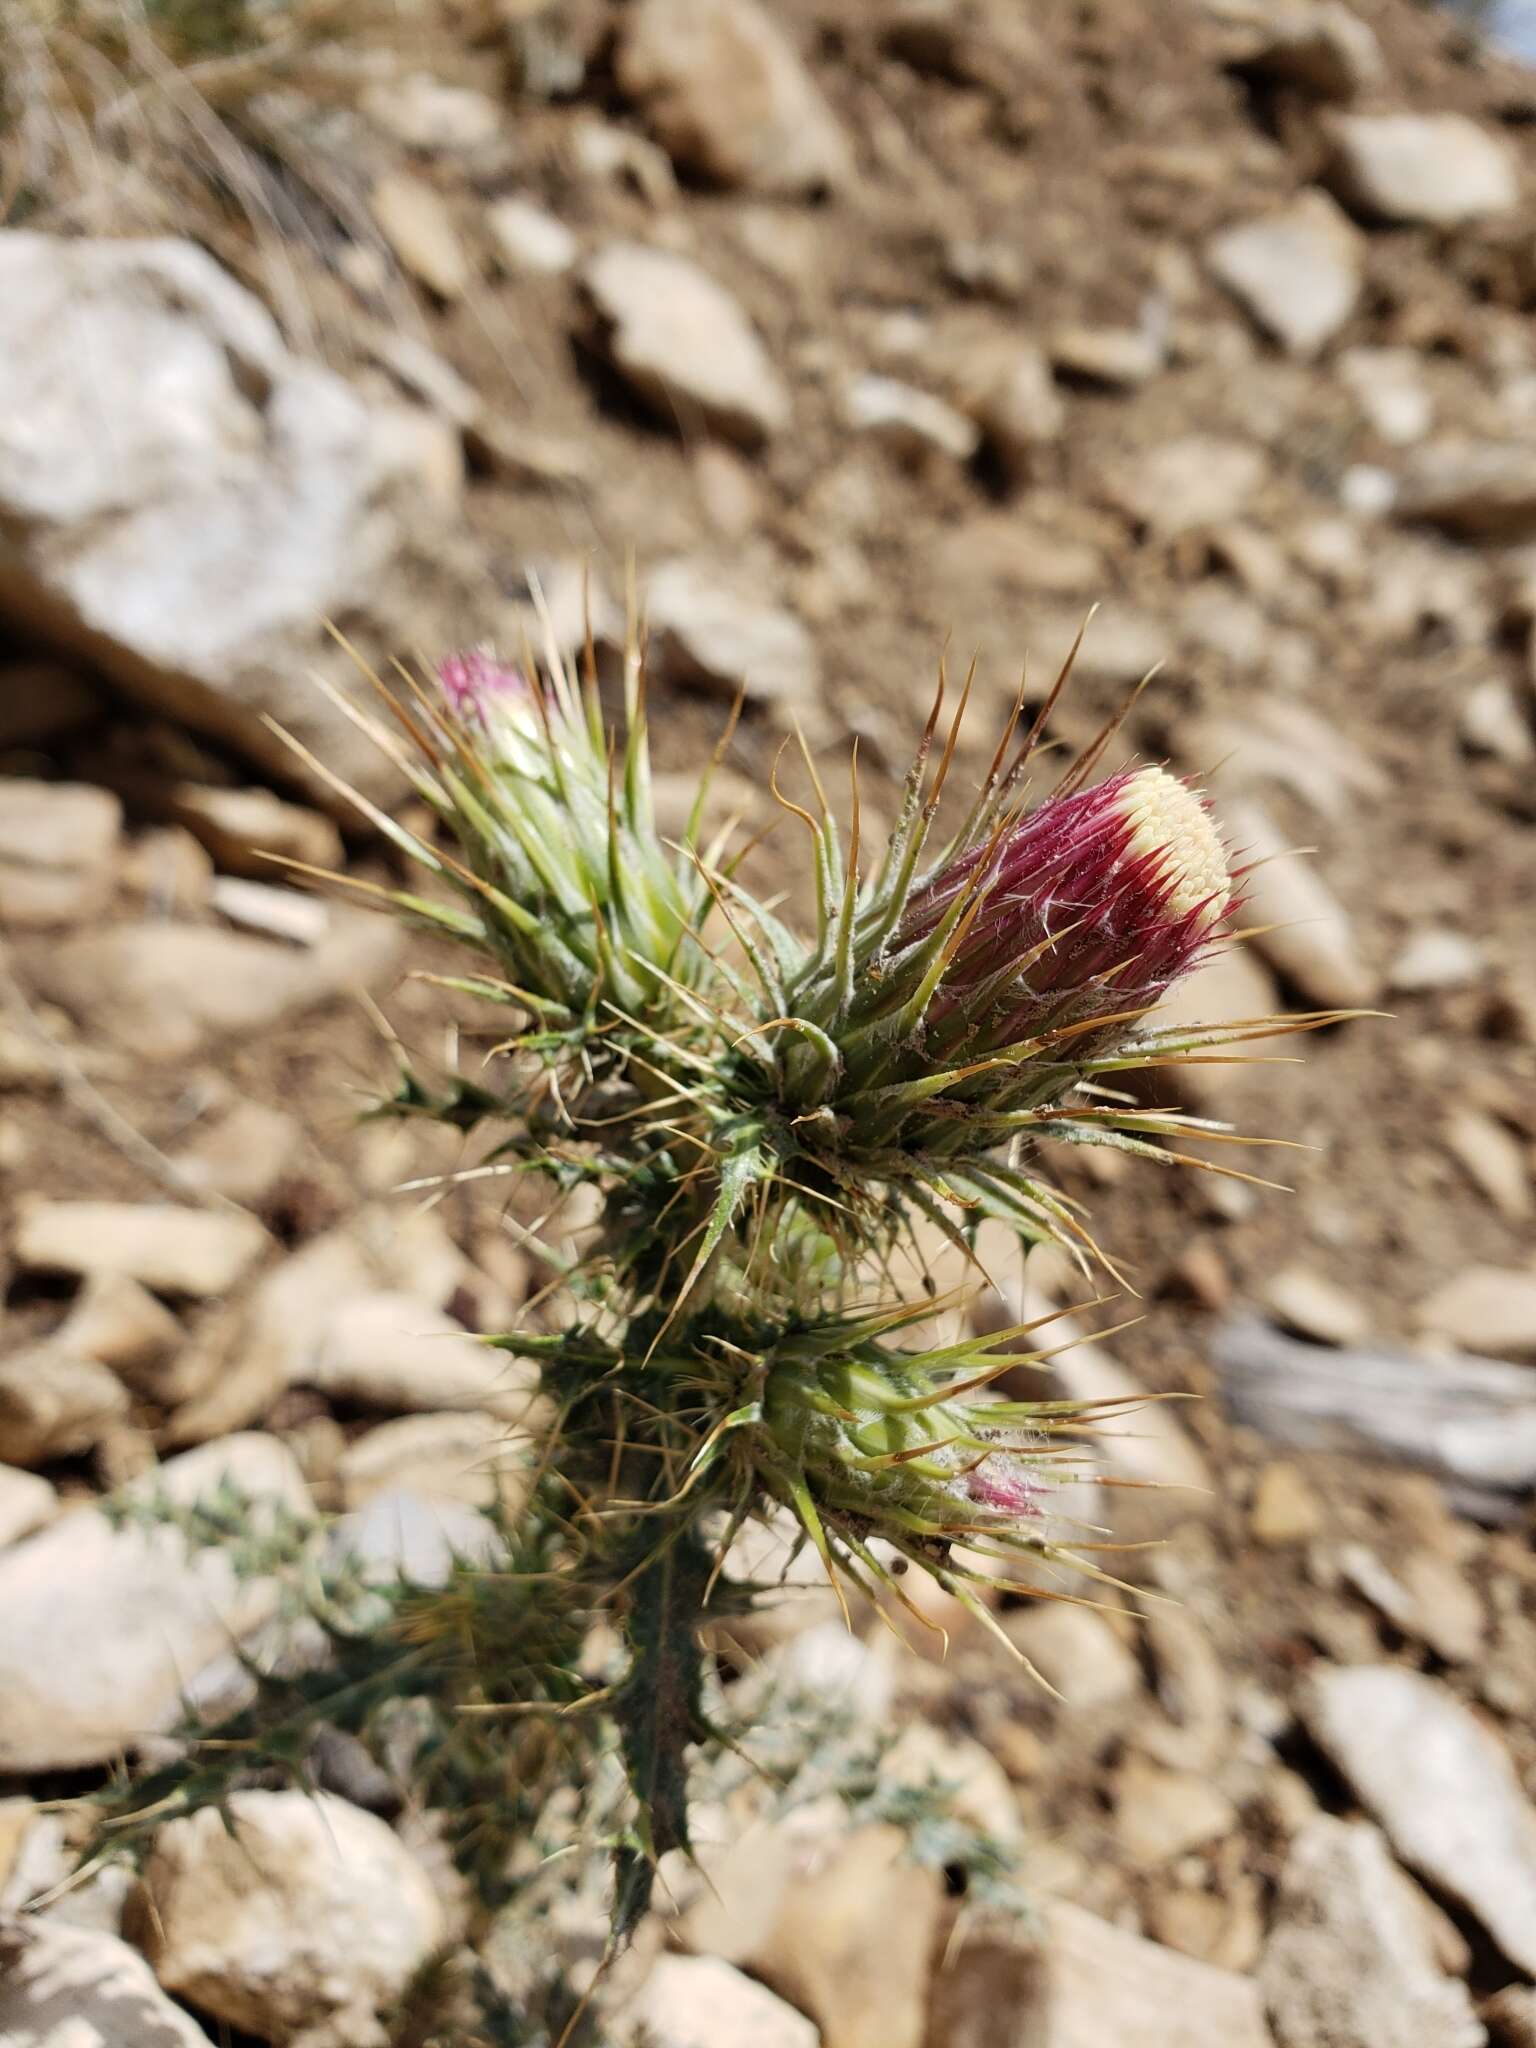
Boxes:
[643,558,818,713]
[0,1913,214,2048]
[15,1198,269,1298]
[1417,1266,1536,1362]
[0,778,122,927]
[170,1098,302,1209]
[0,1344,130,1465]
[749,1824,944,2048]
[0,1466,57,1547]
[1206,193,1361,357]
[309,1290,541,1420]
[132,1790,446,2048]
[1263,1267,1368,1347]
[330,1487,508,1588]
[1328,113,1519,226]
[1222,798,1378,1008]
[1261,1815,1484,2048]
[1003,1603,1141,1709]
[581,242,790,446]
[931,1899,1272,2048]
[1396,443,1536,542]
[940,335,1064,479]
[29,912,403,1059]
[1305,1663,1536,1975]
[335,1409,530,1511]
[1443,1108,1531,1224]
[58,1272,184,1391]
[1250,1461,1324,1544]
[165,784,344,878]
[0,1434,311,1770]
[842,373,981,464]
[1339,347,1433,446]
[1390,925,1485,993]
[616,0,851,196]
[369,171,472,298]
[622,1953,819,2048]
[1049,325,1164,389]
[486,196,578,275]
[1114,1754,1239,1867]
[360,72,502,153]
[0,233,493,804]
[1103,435,1267,536]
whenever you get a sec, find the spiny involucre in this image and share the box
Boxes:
[275,608,1346,1926]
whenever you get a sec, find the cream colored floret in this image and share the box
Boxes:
[1118,766,1230,925]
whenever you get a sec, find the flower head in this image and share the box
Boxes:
[902,764,1231,1055]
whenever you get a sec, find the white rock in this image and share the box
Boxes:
[582,242,790,447]
[1263,1266,1368,1347]
[1114,1753,1238,1867]
[942,336,1064,478]
[842,373,981,463]
[1049,324,1164,388]
[331,1487,508,1588]
[209,875,329,947]
[335,1409,529,1510]
[1339,347,1434,446]
[30,913,402,1059]
[361,72,502,152]
[370,171,471,298]
[171,1099,302,1209]
[1396,442,1536,542]
[1305,1663,1536,1976]
[0,778,122,927]
[0,1914,214,2048]
[1004,1602,1142,1709]
[134,1791,446,2048]
[616,0,852,196]
[0,233,490,803]
[0,1434,311,1770]
[59,1271,183,1390]
[1417,1266,1536,1362]
[1329,112,1519,227]
[623,1953,819,2048]
[311,1291,540,1420]
[1223,797,1378,1008]
[1460,678,1534,766]
[15,1199,269,1297]
[0,1345,130,1465]
[928,1899,1272,2048]
[486,196,578,275]
[0,1466,56,1547]
[1443,1108,1532,1224]
[643,558,819,712]
[1261,1814,1484,2048]
[1389,925,1484,993]
[1103,435,1267,536]
[1206,192,1362,358]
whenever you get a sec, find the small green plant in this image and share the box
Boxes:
[103,610,1338,1951]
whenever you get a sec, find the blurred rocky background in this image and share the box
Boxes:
[3,0,1536,2043]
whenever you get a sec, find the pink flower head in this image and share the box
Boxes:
[903,765,1232,1047]
[436,649,533,725]
[963,1454,1042,1518]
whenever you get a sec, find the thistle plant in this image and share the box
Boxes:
[111,608,1337,1950]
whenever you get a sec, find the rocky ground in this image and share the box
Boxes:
[4,0,1536,2042]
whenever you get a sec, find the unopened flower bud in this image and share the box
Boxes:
[904,764,1231,1054]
